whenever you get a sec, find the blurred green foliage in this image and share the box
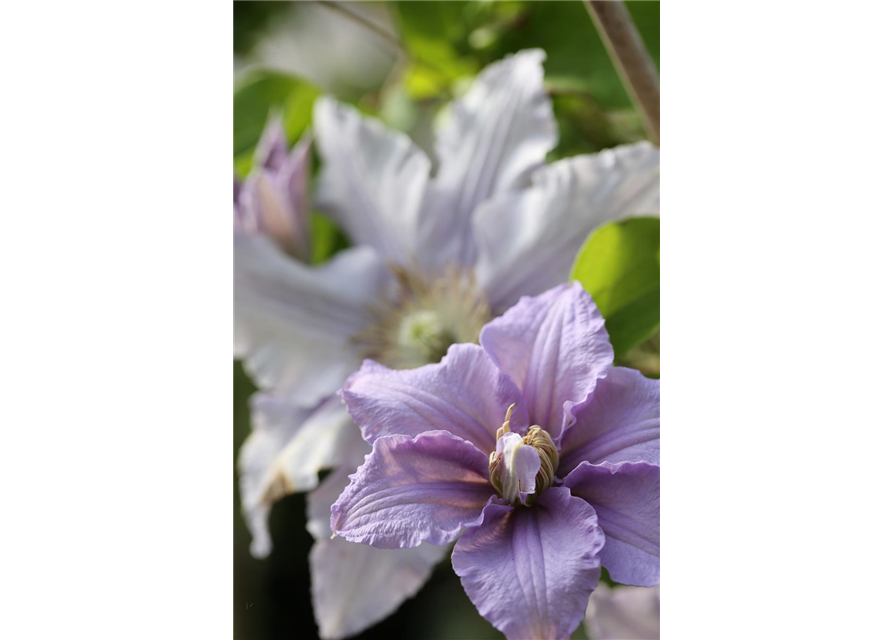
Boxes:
[571,217,660,357]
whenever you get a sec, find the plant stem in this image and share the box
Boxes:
[585,1,660,145]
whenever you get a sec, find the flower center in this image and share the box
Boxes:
[488,405,559,506]
[397,310,455,365]
[353,264,491,370]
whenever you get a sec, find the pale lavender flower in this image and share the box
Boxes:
[585,584,660,640]
[332,283,660,640]
[235,49,658,638]
[234,114,311,261]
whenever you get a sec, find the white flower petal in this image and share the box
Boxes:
[474,143,660,312]
[238,395,360,558]
[234,233,389,406]
[585,584,660,640]
[307,463,446,640]
[310,537,445,640]
[314,96,431,263]
[423,49,558,267]
[237,393,311,557]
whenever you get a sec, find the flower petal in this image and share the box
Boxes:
[307,451,370,541]
[254,112,288,170]
[234,234,389,407]
[479,283,614,438]
[238,395,361,557]
[331,431,495,548]
[423,49,557,267]
[342,343,528,454]
[585,584,660,640]
[474,143,660,312]
[452,486,604,640]
[558,367,660,476]
[239,171,308,261]
[307,460,447,640]
[310,536,445,640]
[237,394,312,557]
[563,462,660,586]
[233,174,242,224]
[314,96,431,263]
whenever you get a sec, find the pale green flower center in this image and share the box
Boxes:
[397,310,455,365]
[353,264,491,370]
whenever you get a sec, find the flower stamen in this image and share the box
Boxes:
[489,405,559,506]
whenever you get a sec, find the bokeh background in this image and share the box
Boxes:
[233,0,893,640]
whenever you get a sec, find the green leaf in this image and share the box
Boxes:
[309,213,350,265]
[570,217,659,356]
[233,71,322,164]
[393,1,480,99]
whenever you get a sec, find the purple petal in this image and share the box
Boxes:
[452,486,604,640]
[474,144,660,312]
[480,282,614,438]
[314,96,431,263]
[558,367,660,476]
[342,343,528,454]
[234,236,389,407]
[563,462,660,586]
[254,112,288,171]
[233,174,243,226]
[238,135,312,261]
[421,49,558,267]
[310,535,445,640]
[330,431,495,548]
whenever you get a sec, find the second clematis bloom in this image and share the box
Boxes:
[332,283,660,640]
[234,114,311,261]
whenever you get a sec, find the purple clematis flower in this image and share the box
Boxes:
[332,283,660,640]
[235,49,659,638]
[234,113,311,261]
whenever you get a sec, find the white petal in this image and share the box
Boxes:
[310,537,445,640]
[238,395,361,558]
[422,49,558,266]
[305,441,371,541]
[474,143,660,312]
[585,584,660,640]
[237,393,311,557]
[307,463,446,640]
[234,233,390,407]
[314,96,431,263]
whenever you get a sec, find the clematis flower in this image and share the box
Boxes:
[235,49,658,638]
[234,113,311,261]
[585,584,660,640]
[331,283,660,640]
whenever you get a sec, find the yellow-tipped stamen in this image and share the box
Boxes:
[496,403,516,440]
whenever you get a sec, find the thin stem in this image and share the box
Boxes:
[585,1,660,145]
